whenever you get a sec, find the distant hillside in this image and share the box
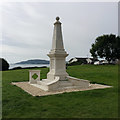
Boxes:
[15,59,49,64]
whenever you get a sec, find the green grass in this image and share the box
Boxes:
[1,65,118,118]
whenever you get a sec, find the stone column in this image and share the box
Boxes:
[47,17,69,81]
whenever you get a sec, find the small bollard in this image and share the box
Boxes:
[29,70,40,84]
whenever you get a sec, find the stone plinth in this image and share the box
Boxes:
[33,76,90,91]
[29,70,40,84]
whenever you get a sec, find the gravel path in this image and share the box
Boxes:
[11,82,112,97]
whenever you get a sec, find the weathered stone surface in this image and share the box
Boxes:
[29,70,40,84]
[11,82,112,96]
[29,17,90,91]
[47,17,68,81]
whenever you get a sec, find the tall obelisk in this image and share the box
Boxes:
[30,17,90,91]
[47,17,69,81]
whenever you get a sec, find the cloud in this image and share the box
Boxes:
[1,2,118,63]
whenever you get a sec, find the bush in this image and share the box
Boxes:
[0,58,9,71]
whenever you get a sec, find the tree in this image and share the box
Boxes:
[90,34,120,63]
[0,58,9,71]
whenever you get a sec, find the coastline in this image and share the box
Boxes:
[9,64,50,69]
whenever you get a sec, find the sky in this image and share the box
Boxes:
[1,2,118,63]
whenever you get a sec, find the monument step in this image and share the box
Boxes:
[41,79,52,83]
[57,85,89,91]
[37,78,59,86]
[38,80,74,87]
[59,81,73,87]
[30,83,48,91]
[37,80,49,86]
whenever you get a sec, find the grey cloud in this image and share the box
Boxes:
[1,2,118,63]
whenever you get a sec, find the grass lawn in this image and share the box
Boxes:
[1,65,118,118]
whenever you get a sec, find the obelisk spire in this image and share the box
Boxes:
[47,17,68,81]
[51,17,64,52]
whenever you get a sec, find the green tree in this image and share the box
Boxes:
[0,58,9,71]
[90,34,120,62]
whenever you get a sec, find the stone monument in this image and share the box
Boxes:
[30,17,90,91]
[47,16,68,81]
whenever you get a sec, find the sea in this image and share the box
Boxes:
[9,64,50,69]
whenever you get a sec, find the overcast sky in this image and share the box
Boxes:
[1,2,118,63]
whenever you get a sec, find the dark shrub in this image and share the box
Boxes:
[0,58,9,71]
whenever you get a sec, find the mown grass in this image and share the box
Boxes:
[1,65,118,118]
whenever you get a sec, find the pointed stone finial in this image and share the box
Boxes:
[54,16,61,25]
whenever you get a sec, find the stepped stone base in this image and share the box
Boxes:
[11,82,112,97]
[30,76,90,91]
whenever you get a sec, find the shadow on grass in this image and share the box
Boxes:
[90,81,108,85]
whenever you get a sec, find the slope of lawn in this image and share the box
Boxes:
[1,65,118,118]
